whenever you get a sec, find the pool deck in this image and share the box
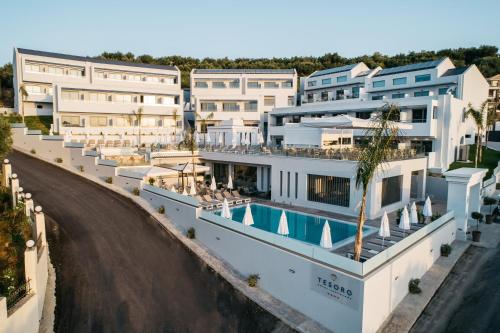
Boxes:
[249,198,447,260]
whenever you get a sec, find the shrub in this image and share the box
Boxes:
[187,227,195,239]
[431,213,443,221]
[132,187,140,196]
[247,274,260,287]
[471,211,483,230]
[148,177,155,185]
[484,197,497,216]
[158,205,165,214]
[440,244,452,257]
[79,165,84,172]
[409,279,421,294]
[30,149,36,154]
[55,157,63,163]
[105,177,113,184]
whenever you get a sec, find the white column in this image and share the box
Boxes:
[10,173,19,207]
[24,240,38,294]
[444,168,487,240]
[25,193,34,217]
[34,206,47,246]
[1,159,11,187]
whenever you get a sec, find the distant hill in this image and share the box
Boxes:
[1,45,499,106]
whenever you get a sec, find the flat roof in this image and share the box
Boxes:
[192,68,295,75]
[374,58,446,77]
[17,48,178,71]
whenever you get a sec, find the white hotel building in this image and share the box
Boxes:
[13,48,183,137]
[190,69,297,138]
[268,58,489,172]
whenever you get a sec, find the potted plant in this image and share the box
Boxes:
[440,244,452,257]
[409,278,421,294]
[471,211,483,242]
[483,197,497,224]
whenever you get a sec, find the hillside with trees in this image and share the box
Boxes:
[1,45,499,106]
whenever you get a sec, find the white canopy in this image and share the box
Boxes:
[258,132,264,144]
[320,221,333,249]
[170,185,177,193]
[205,132,211,144]
[182,187,188,196]
[301,114,413,130]
[189,182,197,196]
[423,196,433,217]
[227,175,233,190]
[378,211,391,238]
[277,210,289,236]
[242,203,254,226]
[399,205,411,235]
[210,176,217,192]
[410,202,419,224]
[221,198,232,219]
[194,131,200,144]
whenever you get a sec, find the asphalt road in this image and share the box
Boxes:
[410,244,500,333]
[9,151,291,333]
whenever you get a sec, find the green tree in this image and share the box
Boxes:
[133,107,144,147]
[465,101,487,167]
[18,84,28,123]
[353,104,401,261]
[195,111,214,144]
[178,129,198,187]
[0,116,12,159]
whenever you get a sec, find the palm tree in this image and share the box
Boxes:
[172,110,180,139]
[353,103,401,262]
[19,84,28,123]
[195,111,214,145]
[178,128,198,187]
[132,107,144,147]
[465,102,487,167]
[485,102,497,149]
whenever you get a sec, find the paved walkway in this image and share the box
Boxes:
[10,151,296,333]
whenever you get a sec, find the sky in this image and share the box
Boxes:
[1,0,499,65]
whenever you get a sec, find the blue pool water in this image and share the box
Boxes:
[216,203,371,247]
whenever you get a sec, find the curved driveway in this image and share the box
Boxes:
[10,151,288,333]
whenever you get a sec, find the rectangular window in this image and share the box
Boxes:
[438,87,448,95]
[415,74,431,82]
[321,91,328,101]
[287,96,294,106]
[212,81,226,89]
[264,96,275,106]
[280,171,283,196]
[393,77,407,85]
[336,90,344,100]
[195,81,208,88]
[412,108,427,123]
[352,86,360,98]
[414,90,430,97]
[282,80,293,88]
[381,176,402,206]
[295,172,298,199]
[89,116,107,127]
[337,75,347,83]
[356,112,371,120]
[264,82,279,89]
[244,100,258,111]
[307,174,350,207]
[61,116,80,127]
[322,78,332,85]
[201,102,217,112]
[308,80,317,87]
[115,117,128,127]
[287,172,290,198]
[373,80,385,88]
[392,93,405,99]
[229,80,240,88]
[372,95,384,100]
[223,102,239,111]
[247,81,261,89]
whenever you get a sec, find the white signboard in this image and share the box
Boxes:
[310,264,362,310]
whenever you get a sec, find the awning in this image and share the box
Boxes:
[300,114,413,130]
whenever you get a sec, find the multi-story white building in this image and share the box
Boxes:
[190,69,297,138]
[487,74,500,131]
[13,48,183,136]
[269,58,489,172]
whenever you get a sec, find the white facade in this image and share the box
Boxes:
[270,58,489,172]
[190,68,297,137]
[13,48,183,135]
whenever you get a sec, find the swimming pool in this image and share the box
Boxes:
[216,203,374,248]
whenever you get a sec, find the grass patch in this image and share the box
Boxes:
[448,144,500,178]
[5,115,52,135]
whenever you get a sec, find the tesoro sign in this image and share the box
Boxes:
[310,265,361,310]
